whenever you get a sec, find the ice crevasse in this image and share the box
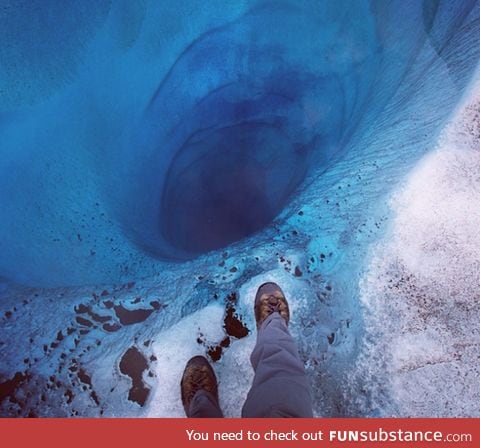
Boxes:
[0,0,479,417]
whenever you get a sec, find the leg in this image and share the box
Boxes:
[242,283,313,418]
[188,390,223,418]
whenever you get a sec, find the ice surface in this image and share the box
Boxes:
[354,81,480,417]
[0,1,479,417]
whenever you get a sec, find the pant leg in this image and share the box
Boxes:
[241,312,313,418]
[188,390,224,418]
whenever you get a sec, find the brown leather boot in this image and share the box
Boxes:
[254,282,290,329]
[180,356,219,415]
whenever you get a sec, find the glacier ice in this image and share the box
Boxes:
[0,0,479,417]
[355,86,480,417]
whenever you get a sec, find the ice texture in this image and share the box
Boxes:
[0,0,479,417]
[355,83,480,417]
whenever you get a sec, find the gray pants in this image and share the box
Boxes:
[188,312,313,418]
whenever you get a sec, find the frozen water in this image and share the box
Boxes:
[353,80,480,417]
[0,1,479,417]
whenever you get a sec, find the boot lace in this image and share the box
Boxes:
[186,370,217,403]
[265,295,282,312]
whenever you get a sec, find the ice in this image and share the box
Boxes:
[1,1,479,417]
[354,80,480,417]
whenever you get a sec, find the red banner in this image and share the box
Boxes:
[1,418,477,448]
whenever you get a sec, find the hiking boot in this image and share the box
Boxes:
[254,282,290,329]
[180,355,219,415]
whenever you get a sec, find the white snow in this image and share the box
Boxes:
[356,74,480,417]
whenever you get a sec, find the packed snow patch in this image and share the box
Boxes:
[356,82,480,417]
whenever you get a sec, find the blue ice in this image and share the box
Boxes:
[0,0,479,417]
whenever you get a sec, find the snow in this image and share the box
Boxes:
[356,75,480,416]
[1,1,479,417]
